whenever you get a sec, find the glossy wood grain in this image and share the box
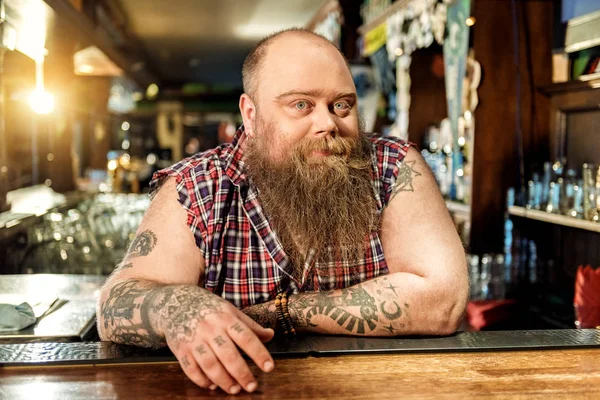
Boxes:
[1,349,599,399]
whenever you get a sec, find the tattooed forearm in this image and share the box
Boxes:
[125,229,158,261]
[288,276,410,336]
[242,301,278,331]
[389,160,421,201]
[99,279,164,347]
[99,280,229,349]
[112,262,133,275]
[109,230,158,276]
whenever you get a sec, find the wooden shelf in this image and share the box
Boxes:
[446,200,470,218]
[508,206,600,233]
[357,0,411,35]
[538,77,600,96]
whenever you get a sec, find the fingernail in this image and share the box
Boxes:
[263,361,274,372]
[230,385,241,394]
[209,384,217,391]
[247,382,257,392]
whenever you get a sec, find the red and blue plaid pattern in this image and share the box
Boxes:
[150,127,411,309]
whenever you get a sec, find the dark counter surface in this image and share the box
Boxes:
[1,329,600,367]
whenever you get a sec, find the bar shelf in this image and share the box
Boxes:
[508,205,600,233]
[446,200,471,218]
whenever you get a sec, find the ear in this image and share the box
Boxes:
[239,94,257,139]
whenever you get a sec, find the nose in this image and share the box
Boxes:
[312,104,337,138]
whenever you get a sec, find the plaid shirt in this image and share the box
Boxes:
[150,127,411,309]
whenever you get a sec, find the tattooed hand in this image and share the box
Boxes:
[101,281,275,395]
[158,286,275,394]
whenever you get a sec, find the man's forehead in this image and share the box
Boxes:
[259,35,355,98]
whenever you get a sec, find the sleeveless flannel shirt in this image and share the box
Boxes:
[149,126,411,309]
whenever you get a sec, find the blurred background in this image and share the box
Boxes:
[1,0,600,331]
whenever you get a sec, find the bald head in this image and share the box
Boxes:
[242,28,349,100]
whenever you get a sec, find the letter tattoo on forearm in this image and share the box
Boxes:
[287,277,410,335]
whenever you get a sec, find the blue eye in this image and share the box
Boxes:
[334,102,349,110]
[295,101,308,110]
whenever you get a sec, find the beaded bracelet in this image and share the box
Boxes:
[280,293,296,335]
[274,294,288,334]
[276,292,296,335]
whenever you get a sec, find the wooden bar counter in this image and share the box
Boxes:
[1,330,600,399]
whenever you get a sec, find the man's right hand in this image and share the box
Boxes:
[155,286,275,394]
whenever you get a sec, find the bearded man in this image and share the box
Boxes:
[97,28,468,395]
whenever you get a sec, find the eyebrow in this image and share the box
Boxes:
[276,90,357,102]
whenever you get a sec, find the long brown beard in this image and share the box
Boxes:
[244,119,378,281]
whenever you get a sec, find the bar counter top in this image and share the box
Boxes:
[1,330,600,399]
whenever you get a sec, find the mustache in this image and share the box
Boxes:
[295,136,354,158]
[292,135,372,170]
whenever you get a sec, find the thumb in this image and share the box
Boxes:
[236,309,275,342]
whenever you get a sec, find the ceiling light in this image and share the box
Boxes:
[466,17,476,27]
[29,88,54,114]
[79,64,94,74]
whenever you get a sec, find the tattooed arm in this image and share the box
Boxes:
[97,178,275,394]
[243,274,434,336]
[243,276,411,336]
[244,148,468,336]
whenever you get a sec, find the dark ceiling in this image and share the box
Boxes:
[117,0,328,88]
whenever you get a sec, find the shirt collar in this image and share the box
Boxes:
[224,125,249,187]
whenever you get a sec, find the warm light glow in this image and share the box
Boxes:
[226,123,236,138]
[119,153,131,167]
[121,139,130,150]
[464,110,472,121]
[466,17,476,27]
[146,153,157,165]
[78,64,94,74]
[15,0,48,62]
[121,121,130,131]
[107,160,118,171]
[395,47,404,57]
[50,213,62,222]
[146,83,159,99]
[132,92,144,101]
[29,89,55,114]
[458,137,466,146]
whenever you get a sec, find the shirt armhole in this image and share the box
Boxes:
[383,140,413,205]
[149,169,208,261]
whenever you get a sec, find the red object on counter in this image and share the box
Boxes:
[574,265,600,329]
[466,299,517,331]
